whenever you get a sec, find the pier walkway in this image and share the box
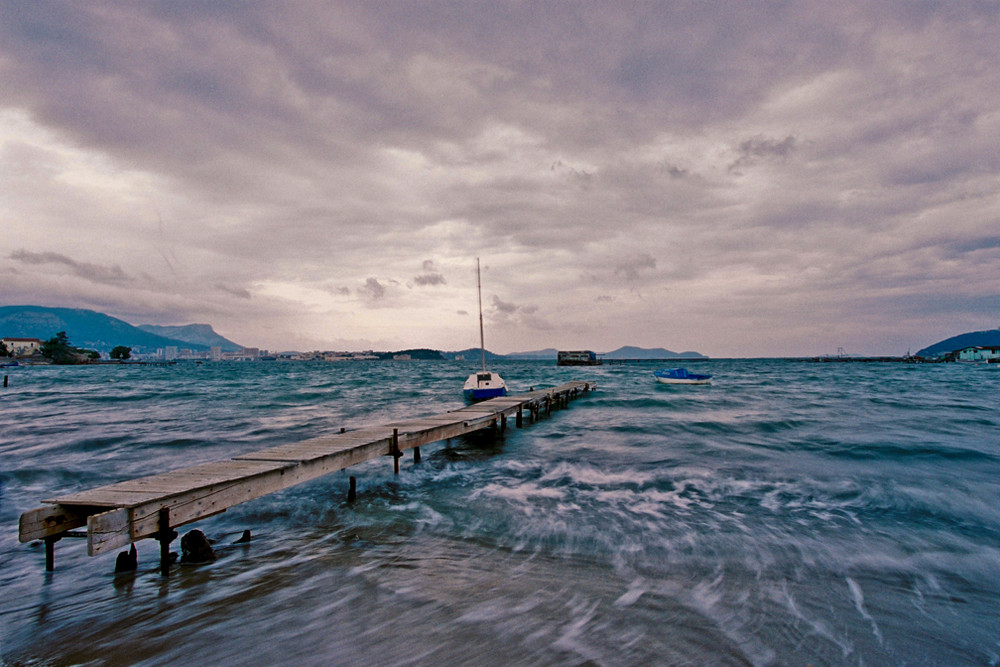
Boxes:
[19,381,595,571]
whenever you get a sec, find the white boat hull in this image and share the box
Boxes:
[464,371,508,400]
[655,376,711,385]
[654,368,712,385]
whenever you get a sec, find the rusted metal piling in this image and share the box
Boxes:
[19,381,595,573]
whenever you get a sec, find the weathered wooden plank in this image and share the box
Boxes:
[388,415,466,429]
[398,420,494,447]
[237,435,392,467]
[19,504,93,542]
[48,489,168,509]
[87,508,131,556]
[48,460,292,507]
[235,434,394,463]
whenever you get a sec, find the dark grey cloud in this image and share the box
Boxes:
[10,249,132,286]
[614,253,657,282]
[491,295,518,315]
[215,284,252,300]
[359,277,386,301]
[729,135,797,173]
[413,259,446,286]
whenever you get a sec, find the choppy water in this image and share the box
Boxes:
[2,359,999,666]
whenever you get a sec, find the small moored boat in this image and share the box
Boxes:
[463,258,508,401]
[654,367,712,385]
[463,370,508,400]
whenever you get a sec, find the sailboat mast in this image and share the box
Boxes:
[477,258,486,372]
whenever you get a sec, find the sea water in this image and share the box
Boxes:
[1,359,998,666]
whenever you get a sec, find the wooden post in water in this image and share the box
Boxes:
[516,405,523,428]
[413,447,421,464]
[156,508,174,576]
[44,535,59,571]
[500,414,507,434]
[348,476,357,502]
[392,428,400,475]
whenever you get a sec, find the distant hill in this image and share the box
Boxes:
[0,305,234,355]
[374,348,445,360]
[137,323,241,352]
[506,348,560,359]
[917,329,1000,357]
[442,348,508,361]
[601,345,707,359]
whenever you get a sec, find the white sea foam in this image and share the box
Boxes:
[846,576,885,647]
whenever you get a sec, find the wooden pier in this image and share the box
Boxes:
[18,381,595,572]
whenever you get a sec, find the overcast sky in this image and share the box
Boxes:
[2,2,998,356]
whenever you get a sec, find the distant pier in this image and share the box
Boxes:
[18,381,596,573]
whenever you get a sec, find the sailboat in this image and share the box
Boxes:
[463,258,508,401]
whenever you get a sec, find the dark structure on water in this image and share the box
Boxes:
[557,350,602,366]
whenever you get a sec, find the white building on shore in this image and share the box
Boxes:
[1,337,42,357]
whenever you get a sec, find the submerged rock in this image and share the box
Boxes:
[180,529,216,563]
[114,544,138,572]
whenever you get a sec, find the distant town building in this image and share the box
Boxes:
[210,346,222,361]
[956,346,1000,362]
[1,337,42,357]
[164,346,178,360]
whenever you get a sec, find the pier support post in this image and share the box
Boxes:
[156,508,176,576]
[500,414,507,435]
[44,535,60,572]
[413,447,421,464]
[516,406,523,428]
[392,429,401,475]
[348,476,357,502]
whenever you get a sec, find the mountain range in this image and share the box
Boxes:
[0,306,242,354]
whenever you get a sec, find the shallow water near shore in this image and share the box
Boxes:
[2,359,999,665]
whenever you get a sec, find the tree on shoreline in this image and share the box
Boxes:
[41,331,99,364]
[110,345,132,360]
